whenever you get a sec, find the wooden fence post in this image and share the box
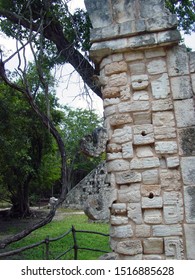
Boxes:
[45,236,50,260]
[72,226,78,260]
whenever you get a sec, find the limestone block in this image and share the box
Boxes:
[142,169,159,185]
[107,143,122,153]
[111,126,132,144]
[111,203,126,215]
[135,225,151,238]
[153,111,176,139]
[133,124,154,145]
[133,90,149,101]
[105,61,128,76]
[170,76,193,100]
[122,142,134,159]
[167,45,189,76]
[146,14,178,32]
[112,53,123,62]
[120,85,131,101]
[164,237,184,259]
[151,73,170,99]
[163,191,184,224]
[124,51,144,62]
[84,0,112,28]
[174,99,195,128]
[184,224,195,259]
[145,48,166,58]
[112,0,136,24]
[181,157,195,185]
[129,62,146,75]
[116,240,143,255]
[144,209,162,224]
[184,186,195,223]
[152,225,183,237]
[133,112,152,124]
[130,157,160,169]
[107,159,130,172]
[131,74,149,90]
[178,128,195,156]
[142,197,163,209]
[191,73,195,94]
[163,191,183,205]
[109,187,118,207]
[118,101,150,113]
[110,225,133,238]
[118,254,143,260]
[166,156,179,168]
[109,113,133,126]
[147,59,166,75]
[102,87,120,99]
[110,215,128,225]
[155,141,178,154]
[141,185,161,197]
[189,52,195,73]
[154,127,176,140]
[160,169,181,191]
[163,204,183,224]
[104,98,120,107]
[143,238,164,254]
[153,111,175,127]
[143,255,164,260]
[107,152,123,161]
[127,203,142,224]
[104,105,117,117]
[136,146,154,158]
[100,56,112,69]
[109,72,128,87]
[152,98,173,111]
[118,184,141,203]
[115,171,142,184]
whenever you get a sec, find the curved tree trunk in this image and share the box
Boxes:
[0,62,68,248]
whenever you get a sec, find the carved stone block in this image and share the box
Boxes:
[127,203,142,224]
[143,238,164,254]
[110,225,133,238]
[164,237,184,259]
[116,240,143,255]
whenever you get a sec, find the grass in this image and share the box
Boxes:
[0,212,111,260]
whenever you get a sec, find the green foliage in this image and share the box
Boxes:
[0,79,61,207]
[166,0,195,33]
[61,106,103,189]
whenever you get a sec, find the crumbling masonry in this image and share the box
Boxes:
[84,0,195,259]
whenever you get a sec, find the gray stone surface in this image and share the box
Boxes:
[184,224,195,259]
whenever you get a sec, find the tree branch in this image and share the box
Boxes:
[0,8,102,99]
[0,60,68,248]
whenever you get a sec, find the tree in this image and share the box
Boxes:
[166,0,195,34]
[61,106,103,191]
[0,79,61,217]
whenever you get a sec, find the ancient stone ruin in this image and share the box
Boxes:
[84,0,195,259]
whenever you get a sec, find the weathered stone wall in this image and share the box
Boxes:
[85,0,195,259]
[63,161,111,222]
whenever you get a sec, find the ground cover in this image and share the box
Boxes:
[0,208,111,260]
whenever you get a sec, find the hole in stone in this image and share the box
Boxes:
[138,79,142,83]
[141,131,147,136]
[148,192,154,199]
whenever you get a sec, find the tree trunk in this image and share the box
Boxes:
[10,176,32,218]
[0,63,68,248]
